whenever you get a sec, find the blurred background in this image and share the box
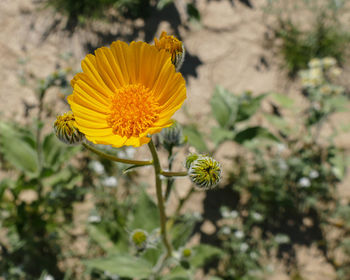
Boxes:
[1,0,350,279]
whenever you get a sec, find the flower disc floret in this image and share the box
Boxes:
[67,40,186,147]
[107,84,161,138]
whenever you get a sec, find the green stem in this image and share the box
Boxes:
[164,147,174,202]
[36,91,45,172]
[161,171,188,177]
[82,142,153,166]
[148,139,172,258]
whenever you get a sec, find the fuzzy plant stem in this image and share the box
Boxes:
[148,139,173,258]
[161,170,188,177]
[82,142,153,166]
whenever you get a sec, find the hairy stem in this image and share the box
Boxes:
[82,142,153,166]
[148,139,172,258]
[36,90,45,172]
[161,170,188,177]
[164,147,174,202]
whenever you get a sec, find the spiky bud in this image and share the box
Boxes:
[188,156,222,189]
[185,153,200,169]
[54,111,84,145]
[154,31,185,71]
[160,121,184,150]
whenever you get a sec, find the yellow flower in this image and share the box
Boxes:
[67,41,186,148]
[154,31,185,70]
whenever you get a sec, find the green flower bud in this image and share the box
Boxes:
[188,156,222,189]
[130,229,148,252]
[181,247,192,258]
[54,111,84,145]
[185,153,200,169]
[160,121,184,149]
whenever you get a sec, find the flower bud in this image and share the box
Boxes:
[154,31,185,71]
[130,229,148,252]
[188,156,222,189]
[185,153,200,169]
[54,111,84,145]
[160,121,184,149]
[181,247,192,259]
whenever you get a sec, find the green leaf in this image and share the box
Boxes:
[183,125,208,152]
[0,122,39,174]
[264,113,291,135]
[326,95,349,112]
[122,164,145,174]
[330,150,346,180]
[190,244,222,268]
[211,86,237,128]
[234,126,280,144]
[162,266,189,280]
[85,253,152,279]
[171,217,197,249]
[140,247,162,266]
[210,126,235,147]
[43,133,80,171]
[43,168,82,189]
[130,190,159,232]
[270,92,295,109]
[0,179,12,200]
[87,225,119,254]
[236,94,266,122]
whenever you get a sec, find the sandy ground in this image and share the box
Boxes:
[1,0,350,279]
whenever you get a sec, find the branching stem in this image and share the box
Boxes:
[82,142,153,166]
[148,139,172,258]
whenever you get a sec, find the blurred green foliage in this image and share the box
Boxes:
[182,57,350,278]
[1,62,350,279]
[43,0,201,23]
[44,0,151,20]
[275,17,349,76]
[0,71,85,279]
[266,0,350,76]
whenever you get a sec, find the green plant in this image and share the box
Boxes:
[44,0,151,21]
[181,76,349,278]
[0,71,85,279]
[44,0,200,23]
[266,0,350,76]
[183,86,278,154]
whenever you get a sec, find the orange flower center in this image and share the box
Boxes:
[106,84,161,138]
